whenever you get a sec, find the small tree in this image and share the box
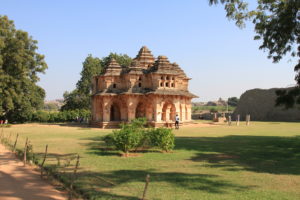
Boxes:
[112,118,147,156]
[150,128,175,152]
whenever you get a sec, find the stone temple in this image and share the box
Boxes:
[91,46,197,128]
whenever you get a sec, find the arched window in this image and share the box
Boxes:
[139,77,142,81]
[166,76,170,80]
[113,84,116,88]
[171,83,175,87]
[166,82,169,87]
[160,82,163,87]
[138,82,142,87]
[172,77,175,80]
[161,76,164,80]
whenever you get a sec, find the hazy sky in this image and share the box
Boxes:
[2,0,297,102]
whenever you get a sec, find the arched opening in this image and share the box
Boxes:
[161,102,176,121]
[136,102,146,118]
[138,82,142,87]
[110,103,121,121]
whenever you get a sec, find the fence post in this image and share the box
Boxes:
[236,114,240,126]
[13,133,19,152]
[246,114,250,126]
[69,154,80,200]
[141,174,150,200]
[41,144,48,178]
[23,137,28,166]
[228,115,232,126]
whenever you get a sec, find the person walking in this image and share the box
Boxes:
[175,114,180,129]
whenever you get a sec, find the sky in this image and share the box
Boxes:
[1,0,297,102]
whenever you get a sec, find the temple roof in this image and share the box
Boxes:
[103,58,122,76]
[148,56,188,78]
[133,46,155,69]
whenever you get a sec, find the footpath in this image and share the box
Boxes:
[0,144,66,200]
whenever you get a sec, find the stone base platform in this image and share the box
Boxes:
[90,121,195,128]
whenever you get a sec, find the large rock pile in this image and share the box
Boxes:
[233,88,300,121]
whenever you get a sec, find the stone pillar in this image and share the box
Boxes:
[181,103,186,122]
[102,97,111,122]
[166,105,171,121]
[186,100,192,121]
[154,98,162,122]
[174,98,181,122]
[126,96,138,122]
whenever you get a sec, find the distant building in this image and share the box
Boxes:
[91,46,197,128]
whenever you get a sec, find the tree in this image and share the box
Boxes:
[209,0,300,107]
[0,16,47,122]
[101,53,132,68]
[61,53,132,110]
[228,97,239,107]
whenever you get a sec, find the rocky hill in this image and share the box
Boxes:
[233,88,300,121]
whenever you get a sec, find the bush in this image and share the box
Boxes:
[111,118,146,155]
[103,118,175,155]
[150,128,175,152]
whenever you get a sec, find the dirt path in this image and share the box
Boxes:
[0,144,66,200]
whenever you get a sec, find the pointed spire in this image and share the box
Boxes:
[157,55,170,65]
[103,58,122,76]
[107,58,121,68]
[134,46,155,68]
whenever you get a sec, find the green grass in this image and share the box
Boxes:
[2,122,300,200]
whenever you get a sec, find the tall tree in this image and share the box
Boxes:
[209,0,300,108]
[61,55,102,110]
[0,16,47,122]
[228,97,239,107]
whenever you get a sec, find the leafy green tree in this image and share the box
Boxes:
[101,53,132,68]
[77,55,102,95]
[61,55,102,110]
[228,97,239,107]
[0,15,47,122]
[209,0,300,107]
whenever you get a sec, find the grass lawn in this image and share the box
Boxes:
[2,121,300,200]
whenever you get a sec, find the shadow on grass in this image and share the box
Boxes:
[70,169,253,200]
[40,123,92,129]
[71,134,300,198]
[176,135,300,175]
[81,136,162,157]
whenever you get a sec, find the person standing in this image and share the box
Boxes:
[175,114,180,129]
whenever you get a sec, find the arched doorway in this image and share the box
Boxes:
[136,102,146,118]
[110,103,121,121]
[161,102,176,121]
[136,101,154,121]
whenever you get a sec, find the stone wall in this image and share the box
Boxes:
[233,88,300,121]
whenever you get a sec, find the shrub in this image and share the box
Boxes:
[111,118,147,155]
[103,118,175,155]
[150,128,175,152]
